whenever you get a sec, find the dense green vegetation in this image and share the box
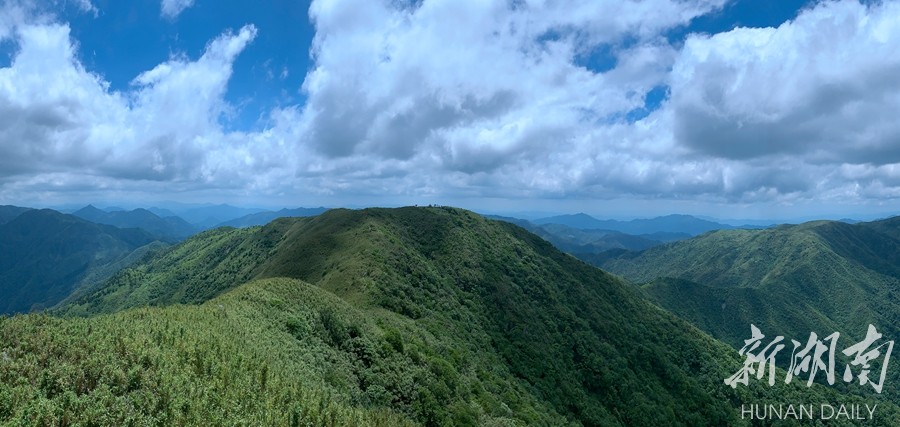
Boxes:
[10,276,896,426]
[598,219,900,399]
[64,226,266,314]
[0,209,160,314]
[1,279,414,426]
[3,207,897,425]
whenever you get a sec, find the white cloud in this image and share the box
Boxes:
[297,0,724,194]
[161,0,195,19]
[5,0,900,212]
[0,21,264,189]
[659,0,900,202]
[0,0,34,40]
[288,0,900,205]
[671,0,900,164]
[74,0,97,16]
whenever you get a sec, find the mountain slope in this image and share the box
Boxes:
[0,205,30,224]
[1,278,416,426]
[0,209,159,314]
[597,219,900,398]
[73,205,197,241]
[60,207,899,425]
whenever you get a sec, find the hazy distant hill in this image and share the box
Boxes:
[174,204,269,228]
[146,206,178,218]
[0,205,31,224]
[73,205,197,241]
[486,214,687,253]
[216,207,328,228]
[533,213,759,236]
[49,207,898,425]
[0,209,158,314]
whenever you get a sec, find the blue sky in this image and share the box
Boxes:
[57,0,314,130]
[1,0,899,220]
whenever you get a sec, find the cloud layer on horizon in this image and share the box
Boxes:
[0,0,899,209]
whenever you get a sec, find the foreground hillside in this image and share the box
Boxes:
[4,207,895,425]
[0,209,162,314]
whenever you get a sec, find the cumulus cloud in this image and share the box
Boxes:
[0,18,264,188]
[298,0,724,193]
[74,0,97,16]
[4,0,900,210]
[161,0,194,19]
[658,0,900,202]
[292,0,900,204]
[671,0,900,164]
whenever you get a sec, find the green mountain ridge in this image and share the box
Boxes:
[35,207,893,425]
[0,207,894,425]
[0,209,161,314]
[596,217,900,399]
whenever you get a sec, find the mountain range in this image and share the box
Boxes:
[0,204,334,314]
[0,205,896,425]
[73,205,197,241]
[0,205,31,224]
[0,209,161,314]
[596,217,900,399]
[6,207,894,425]
[532,213,767,236]
[216,207,329,228]
[147,204,270,229]
[487,214,697,254]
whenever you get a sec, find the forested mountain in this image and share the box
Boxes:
[0,205,30,224]
[72,205,197,241]
[597,218,900,399]
[19,207,886,425]
[0,209,160,314]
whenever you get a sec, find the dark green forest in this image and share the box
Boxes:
[0,209,161,314]
[598,218,900,400]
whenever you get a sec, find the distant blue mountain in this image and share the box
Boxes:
[73,205,197,241]
[147,207,179,218]
[532,213,764,236]
[217,207,329,228]
[172,204,270,228]
[485,214,689,253]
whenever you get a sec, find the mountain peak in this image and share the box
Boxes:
[74,204,103,213]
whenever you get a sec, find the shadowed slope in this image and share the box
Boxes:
[0,209,158,314]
